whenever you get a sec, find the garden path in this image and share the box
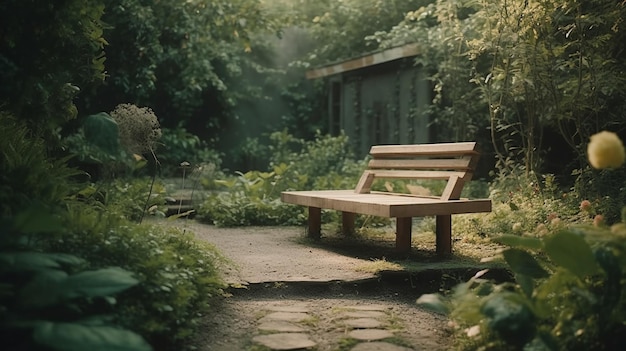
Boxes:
[165,220,455,351]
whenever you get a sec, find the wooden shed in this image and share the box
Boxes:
[306,43,432,157]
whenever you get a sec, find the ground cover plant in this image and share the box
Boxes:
[417,132,626,351]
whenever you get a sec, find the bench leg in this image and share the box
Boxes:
[436,215,452,256]
[342,212,356,235]
[396,217,412,253]
[308,207,321,239]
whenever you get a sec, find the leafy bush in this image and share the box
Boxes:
[196,131,365,227]
[1,115,152,351]
[572,166,626,225]
[197,165,309,226]
[418,131,626,351]
[45,205,226,351]
[0,113,82,216]
[419,214,626,351]
[73,177,167,222]
[158,125,222,177]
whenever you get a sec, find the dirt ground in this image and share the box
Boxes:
[163,220,500,350]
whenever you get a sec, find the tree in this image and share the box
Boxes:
[79,0,282,130]
[0,0,106,138]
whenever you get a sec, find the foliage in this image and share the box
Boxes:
[63,112,146,180]
[572,167,626,225]
[81,0,282,124]
[197,131,365,227]
[419,134,626,350]
[0,207,152,351]
[419,215,626,351]
[0,0,106,138]
[294,0,434,65]
[158,125,222,177]
[73,178,167,223]
[44,207,226,350]
[0,113,82,217]
[369,0,626,177]
[0,116,152,351]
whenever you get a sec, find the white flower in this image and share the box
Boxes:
[587,131,625,169]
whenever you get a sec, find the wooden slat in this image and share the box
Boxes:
[368,170,467,180]
[354,171,376,194]
[440,175,462,200]
[367,158,472,170]
[370,142,478,157]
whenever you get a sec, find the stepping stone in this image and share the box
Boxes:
[342,311,386,319]
[350,341,414,351]
[258,320,306,333]
[344,318,383,329]
[266,305,310,313]
[348,329,393,341]
[345,304,389,311]
[252,333,317,350]
[260,312,310,323]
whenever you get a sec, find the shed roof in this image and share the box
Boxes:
[305,43,420,79]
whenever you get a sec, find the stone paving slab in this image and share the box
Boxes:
[351,342,414,351]
[344,318,383,329]
[258,320,307,333]
[260,311,311,323]
[252,333,317,350]
[348,328,394,341]
[342,310,387,319]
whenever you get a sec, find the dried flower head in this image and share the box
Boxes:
[587,131,625,169]
[109,104,161,155]
[579,200,592,212]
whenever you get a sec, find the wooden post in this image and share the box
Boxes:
[395,217,412,253]
[342,212,356,235]
[436,215,452,256]
[308,207,322,239]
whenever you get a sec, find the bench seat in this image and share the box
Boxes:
[281,190,491,218]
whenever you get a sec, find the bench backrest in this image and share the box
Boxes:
[354,142,480,200]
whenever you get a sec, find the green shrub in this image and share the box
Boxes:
[158,125,222,177]
[46,205,226,351]
[197,165,309,226]
[419,212,626,351]
[0,115,153,351]
[0,113,82,216]
[74,178,168,222]
[572,166,626,225]
[196,131,364,227]
[419,134,626,350]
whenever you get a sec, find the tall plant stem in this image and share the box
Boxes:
[139,148,160,224]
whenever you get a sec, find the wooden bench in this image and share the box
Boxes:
[280,142,492,256]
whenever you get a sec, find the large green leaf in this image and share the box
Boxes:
[503,248,549,279]
[33,322,152,351]
[19,270,69,308]
[19,267,139,307]
[0,252,83,272]
[543,230,599,278]
[481,292,535,346]
[83,112,120,156]
[64,267,139,298]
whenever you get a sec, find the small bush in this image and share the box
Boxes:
[196,131,364,227]
[158,126,222,177]
[46,205,226,351]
